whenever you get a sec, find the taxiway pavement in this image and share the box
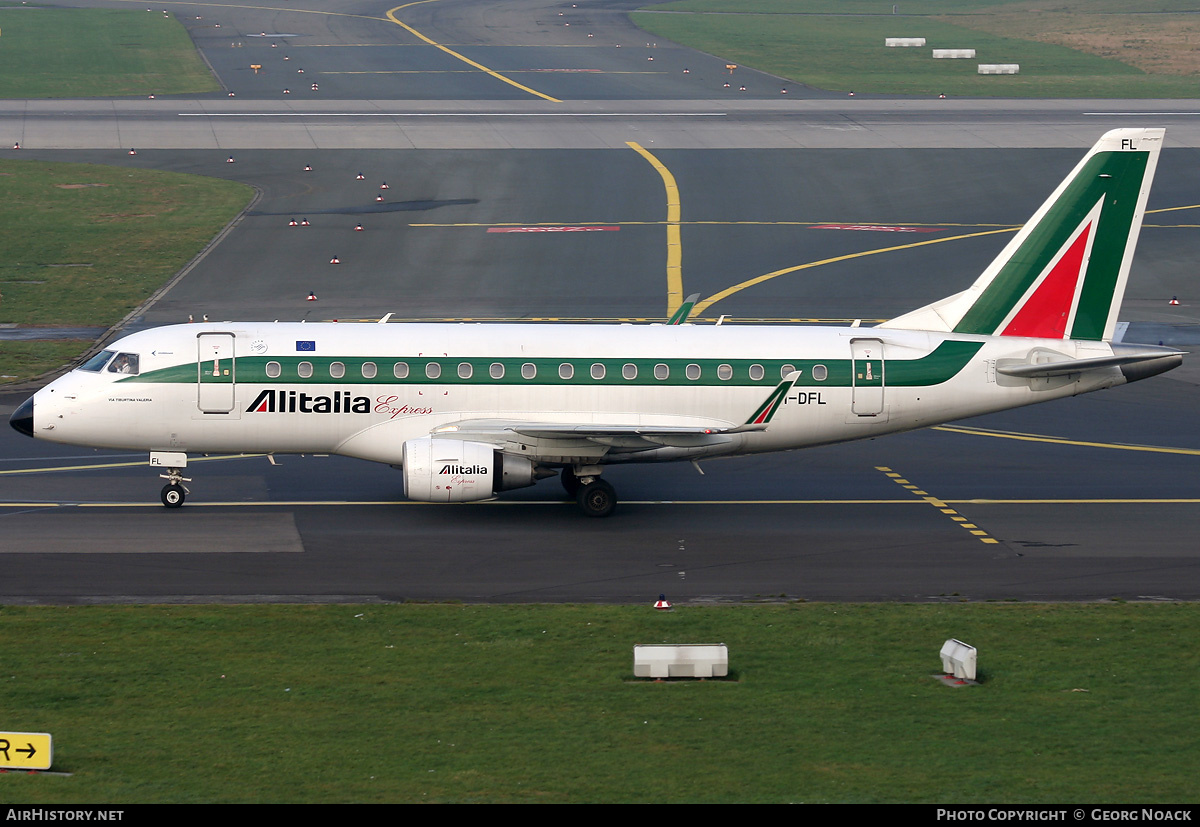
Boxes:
[1,0,1198,603]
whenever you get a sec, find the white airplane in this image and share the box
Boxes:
[9,128,1184,516]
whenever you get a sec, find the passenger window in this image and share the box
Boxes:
[559,363,574,380]
[426,362,442,380]
[781,363,795,379]
[521,363,536,380]
[490,363,505,379]
[717,364,733,381]
[266,361,282,379]
[685,363,701,380]
[298,361,313,378]
[590,363,606,380]
[622,364,637,380]
[330,361,346,379]
[654,363,669,380]
[361,362,377,379]
[749,364,764,381]
[812,364,828,381]
[80,350,116,372]
[458,362,473,379]
[393,362,409,379]
[107,353,139,375]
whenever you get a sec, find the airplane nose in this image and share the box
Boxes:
[10,395,34,437]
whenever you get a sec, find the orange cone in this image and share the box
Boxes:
[307,292,317,301]
[288,219,298,227]
[1169,296,1180,305]
[330,256,340,264]
[300,218,310,226]
[354,223,364,232]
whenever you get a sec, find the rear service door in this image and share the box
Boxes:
[850,338,885,416]
[197,332,236,414]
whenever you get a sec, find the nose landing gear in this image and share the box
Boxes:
[159,468,191,508]
[150,451,191,508]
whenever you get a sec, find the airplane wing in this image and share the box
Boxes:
[428,372,800,456]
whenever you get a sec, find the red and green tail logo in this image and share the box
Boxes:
[883,129,1163,343]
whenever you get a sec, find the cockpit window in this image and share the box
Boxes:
[107,353,140,376]
[79,350,116,372]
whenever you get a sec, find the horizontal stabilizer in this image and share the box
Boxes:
[996,345,1183,378]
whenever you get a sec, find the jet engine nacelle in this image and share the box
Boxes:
[401,437,538,502]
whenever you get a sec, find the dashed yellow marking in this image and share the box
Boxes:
[385,2,561,102]
[627,141,684,316]
[875,465,1001,545]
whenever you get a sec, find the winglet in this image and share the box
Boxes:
[667,293,701,325]
[744,371,800,427]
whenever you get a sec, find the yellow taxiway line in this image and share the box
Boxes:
[933,425,1200,457]
[2,498,1199,509]
[0,454,262,476]
[385,2,561,102]
[626,142,685,316]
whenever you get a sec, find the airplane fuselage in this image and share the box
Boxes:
[27,321,1137,465]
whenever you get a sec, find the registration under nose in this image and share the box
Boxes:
[9,396,33,437]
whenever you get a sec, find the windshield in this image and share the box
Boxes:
[79,350,115,372]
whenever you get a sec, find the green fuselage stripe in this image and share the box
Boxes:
[126,341,984,389]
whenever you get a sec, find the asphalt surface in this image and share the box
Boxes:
[1,0,1199,603]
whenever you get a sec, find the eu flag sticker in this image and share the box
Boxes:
[296,340,316,352]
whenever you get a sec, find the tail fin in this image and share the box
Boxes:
[881,128,1164,342]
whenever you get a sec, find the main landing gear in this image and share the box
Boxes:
[561,466,617,518]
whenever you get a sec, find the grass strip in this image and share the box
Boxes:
[0,159,252,382]
[1,602,1197,803]
[634,1,1200,97]
[0,7,218,98]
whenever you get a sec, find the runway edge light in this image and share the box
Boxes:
[939,639,978,683]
